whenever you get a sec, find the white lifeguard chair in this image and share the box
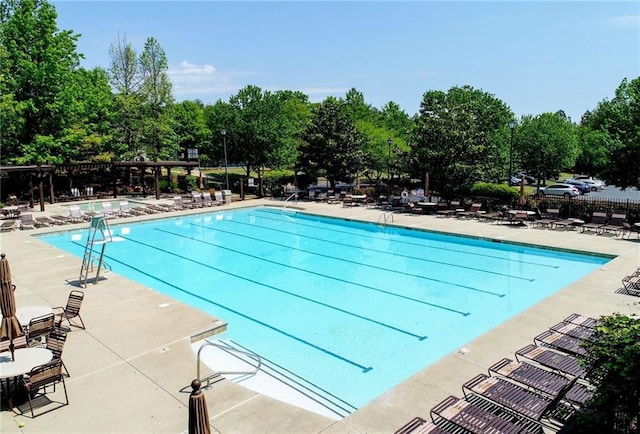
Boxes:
[79,216,113,287]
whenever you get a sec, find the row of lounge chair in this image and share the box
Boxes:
[395,313,598,434]
[1,192,227,230]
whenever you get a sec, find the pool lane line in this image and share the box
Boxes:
[92,247,375,374]
[223,216,535,283]
[253,209,559,269]
[160,226,480,310]
[118,234,430,341]
[187,223,507,298]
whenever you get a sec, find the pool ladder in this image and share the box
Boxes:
[377,211,394,225]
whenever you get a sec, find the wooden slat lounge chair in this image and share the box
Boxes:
[549,322,595,340]
[430,395,533,434]
[462,374,572,430]
[533,330,587,357]
[456,203,482,219]
[1,221,16,232]
[515,344,585,379]
[488,358,571,398]
[622,274,640,296]
[599,213,626,236]
[393,416,458,434]
[563,313,598,329]
[436,201,460,217]
[580,211,607,234]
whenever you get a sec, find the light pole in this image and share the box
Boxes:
[508,120,516,185]
[221,128,229,190]
[387,137,393,183]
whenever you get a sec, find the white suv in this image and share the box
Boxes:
[537,183,580,198]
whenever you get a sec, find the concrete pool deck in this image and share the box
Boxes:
[1,197,638,433]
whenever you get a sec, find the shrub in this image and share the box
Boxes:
[470,182,519,202]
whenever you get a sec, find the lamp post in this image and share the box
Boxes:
[387,138,393,183]
[508,120,516,185]
[221,128,229,190]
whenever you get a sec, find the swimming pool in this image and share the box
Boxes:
[38,207,610,416]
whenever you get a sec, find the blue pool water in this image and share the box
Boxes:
[38,207,609,412]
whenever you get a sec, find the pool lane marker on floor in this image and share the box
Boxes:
[156,227,473,315]
[187,223,507,298]
[121,232,430,340]
[253,208,560,269]
[98,249,375,374]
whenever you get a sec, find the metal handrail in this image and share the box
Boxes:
[377,211,393,225]
[196,340,262,387]
[282,192,298,208]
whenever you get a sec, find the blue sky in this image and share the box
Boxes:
[53,1,639,122]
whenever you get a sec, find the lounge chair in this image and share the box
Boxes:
[35,216,54,227]
[436,200,460,217]
[101,202,119,218]
[19,212,37,230]
[430,394,535,434]
[563,313,598,329]
[488,357,572,398]
[622,274,640,296]
[515,344,585,379]
[213,191,225,205]
[191,192,204,208]
[68,205,88,223]
[456,203,482,219]
[119,200,141,216]
[549,322,595,340]
[533,330,587,356]
[462,374,572,430]
[622,221,640,239]
[580,211,607,234]
[533,208,572,230]
[1,221,16,232]
[393,417,456,434]
[599,213,626,236]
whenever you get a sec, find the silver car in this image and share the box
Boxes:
[537,183,580,199]
[571,176,606,191]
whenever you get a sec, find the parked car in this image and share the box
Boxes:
[572,176,606,191]
[536,183,580,198]
[562,179,590,194]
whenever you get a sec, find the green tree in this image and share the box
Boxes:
[0,0,82,164]
[576,314,640,433]
[108,34,144,160]
[413,86,512,197]
[515,112,579,185]
[225,85,292,195]
[299,97,362,190]
[582,77,640,189]
[138,36,175,160]
[173,100,211,163]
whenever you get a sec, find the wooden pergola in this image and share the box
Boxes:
[0,161,199,210]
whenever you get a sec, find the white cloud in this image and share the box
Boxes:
[609,15,640,27]
[167,60,256,100]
